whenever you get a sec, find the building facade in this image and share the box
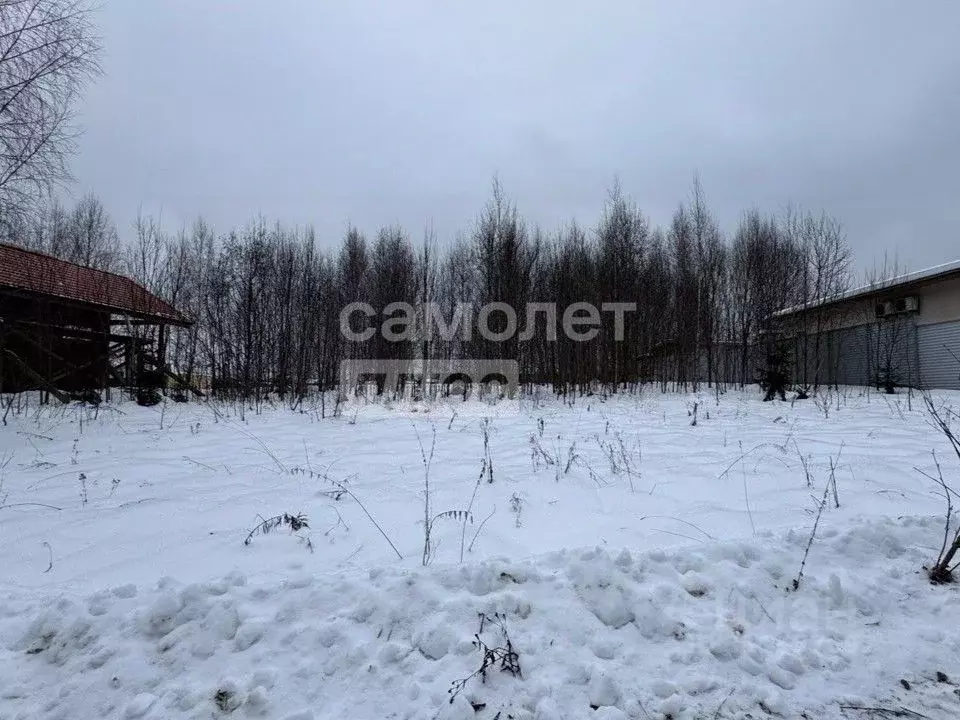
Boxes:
[773,261,960,391]
[0,243,192,400]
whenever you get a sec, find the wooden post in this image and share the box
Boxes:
[157,323,167,376]
[2,348,70,403]
[0,319,5,397]
[101,312,110,402]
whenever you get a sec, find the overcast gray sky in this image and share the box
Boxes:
[70,1,960,275]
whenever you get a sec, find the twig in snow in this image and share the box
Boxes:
[920,392,960,583]
[330,477,403,560]
[468,507,496,552]
[414,422,440,565]
[460,438,488,562]
[792,468,833,591]
[830,455,841,508]
[448,613,522,704]
[718,442,792,480]
[713,688,735,719]
[916,450,960,583]
[323,505,350,536]
[562,440,579,476]
[614,432,640,493]
[638,515,716,541]
[750,593,775,623]
[795,440,813,488]
[0,502,63,511]
[17,431,53,441]
[509,492,524,527]
[481,417,494,483]
[183,456,218,472]
[528,433,555,471]
[343,544,364,563]
[649,528,707,543]
[243,512,310,546]
[740,441,756,536]
[838,705,929,718]
[233,426,287,473]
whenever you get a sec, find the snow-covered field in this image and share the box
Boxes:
[1,388,959,719]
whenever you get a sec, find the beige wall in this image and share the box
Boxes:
[777,272,960,334]
[779,298,875,334]
[916,275,960,326]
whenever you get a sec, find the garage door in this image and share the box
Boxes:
[830,325,872,387]
[918,320,960,390]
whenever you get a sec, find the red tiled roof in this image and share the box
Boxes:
[0,243,191,325]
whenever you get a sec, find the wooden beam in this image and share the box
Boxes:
[48,350,116,385]
[4,317,136,343]
[7,326,88,375]
[1,349,70,403]
[0,287,191,327]
[109,319,176,327]
[163,366,205,398]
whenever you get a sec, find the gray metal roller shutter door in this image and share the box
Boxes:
[788,326,871,387]
[864,318,920,389]
[789,334,830,388]
[918,321,960,390]
[788,335,817,387]
[832,325,871,387]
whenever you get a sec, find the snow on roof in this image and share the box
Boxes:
[775,257,960,317]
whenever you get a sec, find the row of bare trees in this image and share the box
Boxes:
[7,193,119,268]
[0,2,858,402]
[4,178,853,402]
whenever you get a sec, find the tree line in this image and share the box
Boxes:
[2,177,852,404]
[0,1,854,404]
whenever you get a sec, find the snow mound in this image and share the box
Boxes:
[2,516,960,718]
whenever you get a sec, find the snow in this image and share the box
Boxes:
[1,387,959,718]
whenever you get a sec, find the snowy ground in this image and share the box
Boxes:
[1,387,959,718]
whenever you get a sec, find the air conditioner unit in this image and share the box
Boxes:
[875,301,894,318]
[876,296,919,318]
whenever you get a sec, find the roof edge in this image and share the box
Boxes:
[0,242,192,325]
[775,257,960,318]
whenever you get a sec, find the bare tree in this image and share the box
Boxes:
[596,180,645,389]
[783,207,851,392]
[472,177,539,367]
[66,192,117,268]
[688,177,725,388]
[727,209,804,387]
[863,254,914,393]
[0,0,101,224]
[370,224,417,368]
[416,223,438,392]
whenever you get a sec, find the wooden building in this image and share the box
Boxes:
[0,243,192,402]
